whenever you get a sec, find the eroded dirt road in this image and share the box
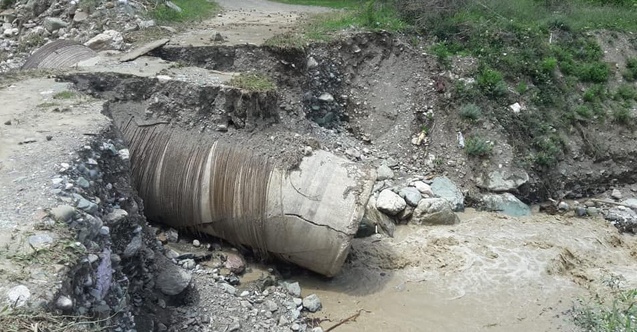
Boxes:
[169,0,332,47]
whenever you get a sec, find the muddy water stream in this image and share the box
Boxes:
[291,210,637,331]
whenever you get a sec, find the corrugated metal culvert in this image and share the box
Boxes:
[21,39,97,70]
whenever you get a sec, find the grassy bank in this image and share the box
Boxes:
[150,0,219,23]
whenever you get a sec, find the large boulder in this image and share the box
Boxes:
[410,198,459,225]
[430,177,464,211]
[480,193,531,217]
[476,168,529,193]
[399,187,422,207]
[362,195,396,237]
[84,30,124,51]
[376,189,406,216]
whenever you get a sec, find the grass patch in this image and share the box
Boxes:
[465,136,493,157]
[459,103,482,121]
[53,91,77,100]
[392,0,637,168]
[612,107,632,124]
[150,0,218,23]
[228,73,276,92]
[623,58,637,81]
[572,275,637,332]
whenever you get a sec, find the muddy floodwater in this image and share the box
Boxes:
[287,209,637,331]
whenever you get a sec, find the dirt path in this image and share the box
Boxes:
[169,0,331,47]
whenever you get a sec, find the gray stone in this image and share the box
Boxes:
[165,1,183,12]
[311,328,324,332]
[621,198,637,208]
[575,206,587,217]
[156,262,192,296]
[182,259,196,269]
[605,206,637,233]
[307,57,318,69]
[558,201,570,211]
[396,206,413,223]
[123,235,142,258]
[399,187,422,207]
[192,239,201,247]
[587,207,599,216]
[411,198,459,225]
[50,205,75,222]
[6,285,30,307]
[318,93,334,102]
[43,17,67,32]
[480,193,531,217]
[293,297,303,306]
[220,282,236,295]
[84,30,124,51]
[376,165,394,181]
[264,299,278,312]
[28,233,54,250]
[303,294,322,312]
[166,228,179,242]
[476,169,529,193]
[55,295,73,310]
[412,181,434,197]
[77,198,98,213]
[104,209,128,224]
[611,189,623,200]
[431,177,464,211]
[285,282,301,297]
[376,189,406,216]
[73,11,89,23]
[76,177,90,189]
[362,196,395,237]
[345,148,361,160]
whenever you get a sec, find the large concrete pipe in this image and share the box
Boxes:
[118,118,374,277]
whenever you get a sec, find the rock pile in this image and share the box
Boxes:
[0,0,161,71]
[359,163,463,237]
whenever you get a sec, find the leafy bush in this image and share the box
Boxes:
[623,58,637,81]
[575,105,593,119]
[615,84,637,100]
[459,103,482,121]
[465,136,493,157]
[613,107,631,124]
[477,68,507,98]
[578,62,610,83]
[583,85,608,102]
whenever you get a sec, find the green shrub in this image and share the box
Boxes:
[583,85,607,102]
[541,57,558,73]
[623,58,637,81]
[477,68,507,98]
[459,103,482,121]
[465,136,493,157]
[575,105,593,119]
[578,62,610,83]
[613,107,632,124]
[615,84,637,100]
